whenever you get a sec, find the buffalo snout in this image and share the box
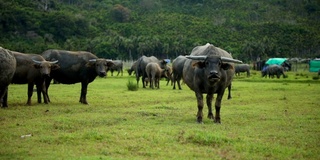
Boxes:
[42,73,50,78]
[98,71,106,77]
[208,70,220,80]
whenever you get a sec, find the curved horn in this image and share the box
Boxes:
[32,59,42,64]
[221,57,243,64]
[49,60,58,64]
[185,55,207,60]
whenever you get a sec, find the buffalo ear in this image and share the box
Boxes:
[105,61,114,67]
[51,64,60,70]
[33,64,41,69]
[221,63,233,70]
[86,61,95,67]
[192,61,205,68]
[161,60,167,65]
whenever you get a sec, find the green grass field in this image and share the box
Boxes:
[1,70,319,160]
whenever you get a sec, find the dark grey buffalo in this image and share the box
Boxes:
[42,49,114,104]
[183,43,242,123]
[171,55,188,90]
[127,60,138,76]
[261,65,286,78]
[12,51,59,105]
[108,60,123,76]
[0,47,16,107]
[135,56,168,88]
[235,64,250,77]
[145,62,168,89]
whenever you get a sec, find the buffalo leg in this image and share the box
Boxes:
[27,83,34,105]
[214,93,224,123]
[79,82,89,104]
[44,78,52,102]
[227,84,232,100]
[36,83,42,103]
[206,94,214,119]
[155,77,159,89]
[195,92,204,123]
[172,75,176,89]
[0,87,8,107]
[142,74,147,88]
[40,81,49,104]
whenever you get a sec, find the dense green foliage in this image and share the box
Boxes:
[0,0,319,61]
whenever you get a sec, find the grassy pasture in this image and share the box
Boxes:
[1,70,319,160]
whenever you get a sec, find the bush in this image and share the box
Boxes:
[127,79,138,91]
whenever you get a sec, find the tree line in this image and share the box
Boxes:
[0,0,319,62]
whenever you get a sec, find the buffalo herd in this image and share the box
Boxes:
[1,43,296,123]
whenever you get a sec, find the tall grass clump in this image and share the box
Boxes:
[127,79,138,91]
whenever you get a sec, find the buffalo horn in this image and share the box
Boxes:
[89,59,97,62]
[49,60,58,64]
[185,55,207,60]
[32,59,43,64]
[221,57,243,64]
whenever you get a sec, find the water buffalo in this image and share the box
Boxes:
[171,55,188,90]
[41,49,114,104]
[0,47,16,107]
[261,65,286,78]
[108,60,123,76]
[235,64,250,77]
[145,62,168,89]
[127,60,138,76]
[11,51,59,105]
[135,56,168,88]
[183,43,242,123]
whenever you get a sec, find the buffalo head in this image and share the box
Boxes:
[88,59,114,77]
[32,60,60,77]
[186,55,242,85]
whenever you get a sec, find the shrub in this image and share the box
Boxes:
[127,79,138,91]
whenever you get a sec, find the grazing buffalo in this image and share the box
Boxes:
[171,55,188,90]
[135,56,168,88]
[108,60,123,76]
[261,65,286,78]
[183,43,242,123]
[11,51,59,105]
[0,47,16,107]
[127,60,138,76]
[235,64,250,77]
[145,62,168,89]
[41,49,114,104]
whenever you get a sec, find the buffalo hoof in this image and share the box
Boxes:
[207,113,214,119]
[197,117,203,124]
[214,119,221,124]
